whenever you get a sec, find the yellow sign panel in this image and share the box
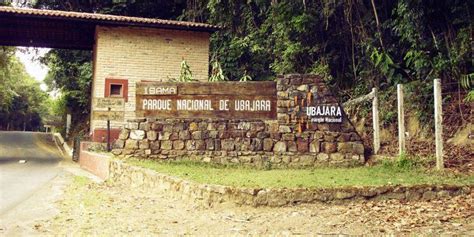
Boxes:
[93,98,125,110]
[92,111,124,121]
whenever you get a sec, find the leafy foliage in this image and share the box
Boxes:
[0,47,49,131]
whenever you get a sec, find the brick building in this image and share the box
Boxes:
[0,7,218,141]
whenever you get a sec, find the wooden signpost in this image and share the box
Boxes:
[135,81,277,120]
[92,97,125,151]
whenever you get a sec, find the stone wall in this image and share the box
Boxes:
[109,160,473,207]
[113,74,365,167]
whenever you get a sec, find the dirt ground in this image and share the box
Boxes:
[29,178,474,236]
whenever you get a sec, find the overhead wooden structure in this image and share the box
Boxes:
[0,6,219,50]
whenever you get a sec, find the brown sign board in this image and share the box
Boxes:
[93,98,125,110]
[92,111,125,121]
[136,81,277,120]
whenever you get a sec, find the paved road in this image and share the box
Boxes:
[0,131,63,215]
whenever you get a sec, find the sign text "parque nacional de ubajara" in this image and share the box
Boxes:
[135,82,277,120]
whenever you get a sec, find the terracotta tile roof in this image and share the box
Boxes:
[0,6,219,32]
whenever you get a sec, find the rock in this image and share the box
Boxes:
[263,138,274,151]
[127,122,139,130]
[150,141,160,150]
[192,131,203,140]
[251,138,263,151]
[329,153,345,161]
[287,141,297,152]
[147,131,157,141]
[178,131,191,140]
[296,138,308,152]
[125,140,138,149]
[321,142,337,153]
[296,84,308,91]
[189,122,199,131]
[353,143,365,155]
[111,149,122,155]
[279,125,292,133]
[196,140,206,150]
[299,155,315,166]
[113,139,125,149]
[282,133,295,141]
[221,140,235,151]
[118,129,130,140]
[273,141,287,152]
[206,139,215,150]
[139,140,149,149]
[317,153,329,161]
[186,140,196,150]
[173,140,185,150]
[309,140,320,153]
[130,130,146,140]
[163,124,173,132]
[139,122,151,131]
[159,131,171,140]
[337,142,352,153]
[161,141,173,150]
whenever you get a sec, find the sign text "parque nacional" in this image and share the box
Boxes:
[136,82,277,120]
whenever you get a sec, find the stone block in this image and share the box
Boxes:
[317,153,329,161]
[251,138,263,151]
[198,122,208,130]
[178,131,191,140]
[282,133,295,141]
[158,131,171,140]
[163,124,173,132]
[130,130,146,140]
[206,139,215,150]
[266,121,279,133]
[263,138,274,151]
[337,142,353,154]
[299,155,315,165]
[221,140,235,151]
[150,141,160,150]
[273,141,287,152]
[353,143,365,155]
[296,84,309,91]
[329,153,345,161]
[173,123,184,132]
[287,141,297,152]
[139,140,149,149]
[161,140,173,150]
[186,140,196,150]
[279,125,292,133]
[189,122,199,131]
[309,140,320,153]
[208,131,218,139]
[173,140,185,150]
[147,131,157,141]
[337,133,351,142]
[113,139,125,149]
[207,123,217,131]
[192,131,203,140]
[118,129,130,140]
[196,140,206,150]
[139,122,151,131]
[322,142,337,153]
[125,140,138,149]
[296,138,309,152]
[151,122,163,131]
[277,114,290,123]
[128,122,139,130]
[169,132,179,140]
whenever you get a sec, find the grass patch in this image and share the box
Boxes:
[127,159,474,189]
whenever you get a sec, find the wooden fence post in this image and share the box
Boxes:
[434,79,444,170]
[397,84,405,156]
[372,88,380,154]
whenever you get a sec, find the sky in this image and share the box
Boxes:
[15,47,50,91]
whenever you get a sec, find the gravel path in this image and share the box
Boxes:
[33,179,474,236]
